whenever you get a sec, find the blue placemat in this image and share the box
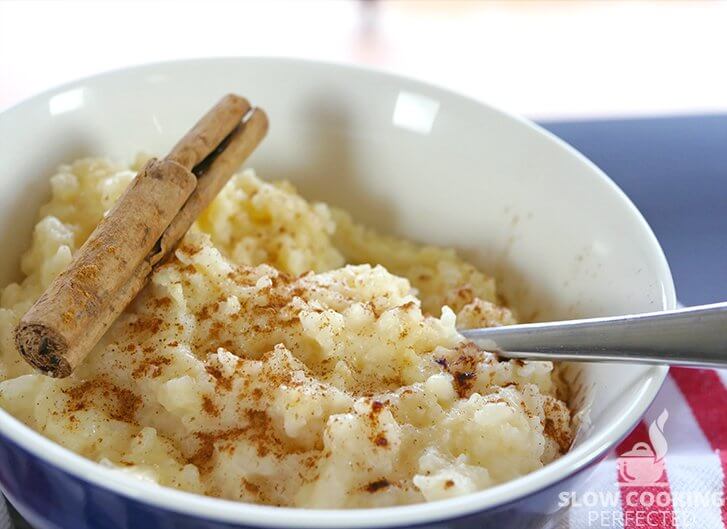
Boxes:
[541,114,727,306]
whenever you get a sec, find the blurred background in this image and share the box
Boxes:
[1,0,725,304]
[3,0,727,119]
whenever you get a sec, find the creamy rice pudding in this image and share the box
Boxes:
[0,157,571,508]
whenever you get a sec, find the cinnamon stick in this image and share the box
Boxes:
[152,108,268,266]
[167,94,251,170]
[15,95,267,377]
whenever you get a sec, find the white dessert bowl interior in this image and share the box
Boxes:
[0,58,675,528]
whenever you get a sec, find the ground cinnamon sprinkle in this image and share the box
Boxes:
[439,342,484,398]
[63,377,141,423]
[151,296,172,309]
[131,356,171,378]
[365,479,390,493]
[209,321,224,340]
[453,371,476,398]
[373,433,388,447]
[205,364,233,391]
[178,263,197,274]
[543,399,572,453]
[188,409,304,472]
[241,478,260,497]
[128,316,164,335]
[399,301,417,312]
[365,301,381,318]
[202,395,220,417]
[242,479,259,493]
[196,301,220,321]
[244,408,309,457]
[245,410,274,456]
[367,400,385,427]
[189,428,245,469]
[177,244,201,255]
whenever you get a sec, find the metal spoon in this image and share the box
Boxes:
[460,302,727,368]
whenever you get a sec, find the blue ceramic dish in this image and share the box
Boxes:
[0,58,674,529]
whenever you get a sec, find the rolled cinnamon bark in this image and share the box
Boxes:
[15,95,266,377]
[16,159,197,376]
[167,94,251,170]
[152,108,269,265]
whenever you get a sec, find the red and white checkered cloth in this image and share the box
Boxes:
[562,368,727,529]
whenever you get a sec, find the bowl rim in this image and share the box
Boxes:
[0,56,675,528]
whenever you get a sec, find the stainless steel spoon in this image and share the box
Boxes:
[460,302,727,368]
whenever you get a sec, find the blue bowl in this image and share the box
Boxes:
[0,58,673,528]
[0,425,615,529]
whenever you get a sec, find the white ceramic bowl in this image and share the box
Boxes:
[0,58,675,529]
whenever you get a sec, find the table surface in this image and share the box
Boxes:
[542,115,727,307]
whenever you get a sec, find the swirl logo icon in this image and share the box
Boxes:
[617,410,669,487]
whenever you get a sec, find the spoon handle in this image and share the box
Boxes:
[460,302,727,368]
